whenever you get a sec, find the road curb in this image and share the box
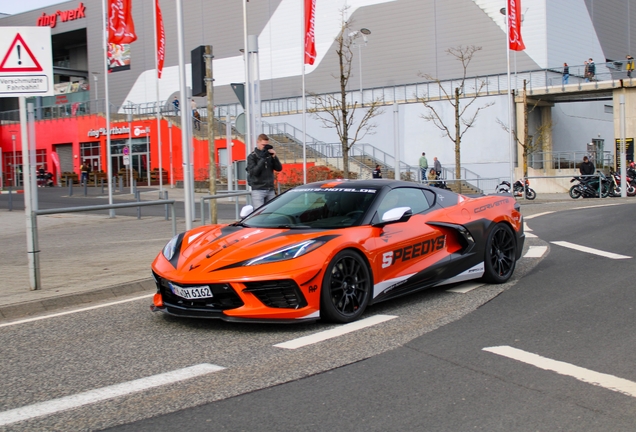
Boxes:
[0,278,156,321]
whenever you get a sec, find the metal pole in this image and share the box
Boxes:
[27,103,38,212]
[102,0,115,218]
[176,0,194,229]
[243,0,252,183]
[393,102,399,179]
[128,111,133,193]
[153,0,164,193]
[620,94,627,197]
[506,12,515,185]
[205,45,217,224]
[168,122,174,187]
[20,97,40,290]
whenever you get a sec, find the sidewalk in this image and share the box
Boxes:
[0,186,246,321]
[0,190,621,322]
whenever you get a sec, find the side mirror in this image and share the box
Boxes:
[240,205,254,218]
[377,207,412,226]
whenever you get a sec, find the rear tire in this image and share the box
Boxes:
[627,185,636,197]
[482,223,517,284]
[320,250,371,323]
[569,185,582,199]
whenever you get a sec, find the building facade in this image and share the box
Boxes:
[0,0,633,187]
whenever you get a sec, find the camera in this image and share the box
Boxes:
[264,144,273,151]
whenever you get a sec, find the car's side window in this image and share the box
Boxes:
[376,188,430,221]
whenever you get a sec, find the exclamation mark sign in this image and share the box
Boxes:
[16,45,21,65]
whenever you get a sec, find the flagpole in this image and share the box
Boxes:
[153,0,163,193]
[506,4,515,185]
[102,0,114,217]
[302,0,307,184]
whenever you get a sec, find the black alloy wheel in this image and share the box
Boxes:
[483,223,517,284]
[320,250,371,323]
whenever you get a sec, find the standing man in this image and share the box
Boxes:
[80,160,91,185]
[172,96,179,114]
[626,55,634,78]
[247,134,283,208]
[433,156,442,178]
[562,63,569,84]
[419,152,428,182]
[587,58,595,81]
[372,164,382,178]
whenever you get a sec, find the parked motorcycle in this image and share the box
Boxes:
[569,171,611,199]
[496,179,536,200]
[607,167,636,197]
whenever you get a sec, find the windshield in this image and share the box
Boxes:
[242,187,379,228]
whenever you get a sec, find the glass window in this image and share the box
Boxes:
[375,188,430,222]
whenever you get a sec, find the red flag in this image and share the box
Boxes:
[155,0,165,78]
[304,0,317,65]
[507,0,525,51]
[108,0,137,45]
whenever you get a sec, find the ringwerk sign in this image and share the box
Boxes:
[0,27,54,97]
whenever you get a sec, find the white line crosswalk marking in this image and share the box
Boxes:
[523,246,547,258]
[484,346,636,398]
[274,315,397,349]
[551,241,631,259]
[0,364,225,427]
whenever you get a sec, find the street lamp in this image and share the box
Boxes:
[349,28,371,106]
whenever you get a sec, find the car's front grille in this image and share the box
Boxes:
[154,272,244,310]
[242,280,308,309]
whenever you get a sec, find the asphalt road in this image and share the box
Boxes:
[103,201,636,432]
[1,200,635,431]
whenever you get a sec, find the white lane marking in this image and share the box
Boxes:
[523,246,548,258]
[524,211,555,220]
[525,232,538,238]
[572,203,625,210]
[0,294,154,328]
[274,314,398,349]
[0,363,225,427]
[551,241,631,260]
[484,346,636,398]
[446,282,484,294]
[523,222,532,232]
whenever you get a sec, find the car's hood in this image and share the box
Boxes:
[174,224,337,273]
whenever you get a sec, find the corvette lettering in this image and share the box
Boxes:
[381,235,446,268]
[474,198,509,214]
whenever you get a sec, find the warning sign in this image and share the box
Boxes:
[0,27,53,97]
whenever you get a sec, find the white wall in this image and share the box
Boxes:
[268,94,513,179]
[551,101,614,152]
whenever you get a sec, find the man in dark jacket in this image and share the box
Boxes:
[247,134,283,208]
[579,155,596,188]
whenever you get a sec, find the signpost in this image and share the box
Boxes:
[0,27,54,291]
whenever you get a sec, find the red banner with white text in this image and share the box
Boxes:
[108,0,137,45]
[155,0,165,78]
[507,0,525,51]
[304,0,317,65]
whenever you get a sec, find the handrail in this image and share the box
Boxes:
[35,199,178,236]
[199,191,251,225]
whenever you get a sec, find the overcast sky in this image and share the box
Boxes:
[0,0,68,15]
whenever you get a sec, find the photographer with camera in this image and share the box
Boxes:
[246,134,283,208]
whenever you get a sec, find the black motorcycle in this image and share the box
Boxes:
[496,179,536,200]
[569,171,611,199]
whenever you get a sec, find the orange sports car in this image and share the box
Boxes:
[151,179,524,323]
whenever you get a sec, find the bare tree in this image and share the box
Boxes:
[419,45,494,180]
[310,11,383,179]
[497,79,553,178]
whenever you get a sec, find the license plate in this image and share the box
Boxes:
[169,283,213,299]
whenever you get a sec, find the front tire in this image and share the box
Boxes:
[525,188,537,200]
[320,250,371,323]
[569,185,582,199]
[482,223,517,284]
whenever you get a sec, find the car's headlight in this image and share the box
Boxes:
[245,239,326,266]
[162,235,180,260]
